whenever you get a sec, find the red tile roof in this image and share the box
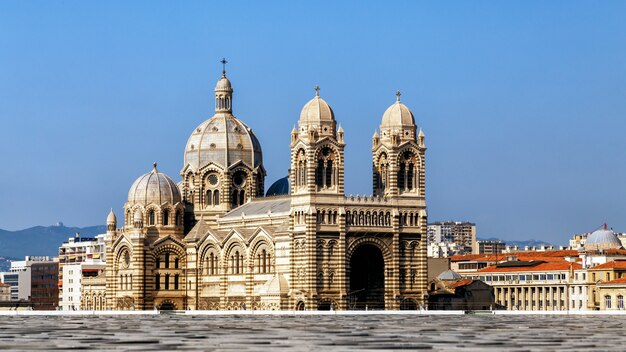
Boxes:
[447,279,474,289]
[478,262,581,273]
[451,250,580,263]
[598,277,626,285]
[589,261,626,270]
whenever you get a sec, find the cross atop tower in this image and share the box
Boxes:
[314,85,320,96]
[396,90,401,101]
[220,58,228,76]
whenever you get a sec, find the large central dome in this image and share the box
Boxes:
[183,73,263,172]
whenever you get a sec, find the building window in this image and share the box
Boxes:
[315,147,336,190]
[397,151,418,193]
[163,210,169,225]
[174,274,179,290]
[175,210,181,226]
[229,250,244,274]
[155,274,160,290]
[205,190,212,206]
[606,295,612,309]
[295,150,307,189]
[208,253,217,275]
[231,171,247,207]
[213,190,220,206]
[148,210,155,225]
[618,295,624,309]
[165,274,170,290]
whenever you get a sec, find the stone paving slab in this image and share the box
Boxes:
[0,315,624,350]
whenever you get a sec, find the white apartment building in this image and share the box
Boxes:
[427,242,459,258]
[427,221,476,254]
[58,234,106,311]
[0,272,19,300]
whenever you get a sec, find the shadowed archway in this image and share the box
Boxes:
[158,301,176,311]
[349,244,385,310]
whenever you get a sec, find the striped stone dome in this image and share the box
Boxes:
[183,73,263,172]
[127,164,182,206]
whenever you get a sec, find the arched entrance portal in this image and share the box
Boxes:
[158,301,176,311]
[349,244,385,310]
[400,298,418,310]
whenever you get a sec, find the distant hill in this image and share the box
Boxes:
[478,237,555,248]
[0,224,106,259]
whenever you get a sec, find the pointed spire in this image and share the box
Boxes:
[373,130,379,138]
[107,208,117,224]
[337,124,344,133]
[291,125,298,134]
[418,128,424,137]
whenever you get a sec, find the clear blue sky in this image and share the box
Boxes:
[1,1,625,245]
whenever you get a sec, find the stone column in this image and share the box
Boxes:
[337,208,347,310]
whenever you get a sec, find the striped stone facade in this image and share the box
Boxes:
[103,70,428,310]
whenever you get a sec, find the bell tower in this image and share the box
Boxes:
[290,86,345,195]
[372,91,425,198]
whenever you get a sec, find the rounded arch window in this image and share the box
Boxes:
[233,171,246,188]
[398,149,418,193]
[315,146,337,189]
[148,210,155,226]
[119,249,131,269]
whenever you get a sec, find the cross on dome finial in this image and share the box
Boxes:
[220,58,228,76]
[396,90,402,102]
[153,162,158,172]
[314,85,320,96]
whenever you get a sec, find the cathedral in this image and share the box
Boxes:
[103,65,428,310]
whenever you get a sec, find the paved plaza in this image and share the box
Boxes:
[0,314,621,351]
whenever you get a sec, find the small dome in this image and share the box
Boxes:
[381,100,415,130]
[299,95,335,125]
[585,225,622,250]
[266,176,290,197]
[128,164,182,206]
[215,76,232,91]
[133,208,143,223]
[107,209,117,224]
[437,270,463,280]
